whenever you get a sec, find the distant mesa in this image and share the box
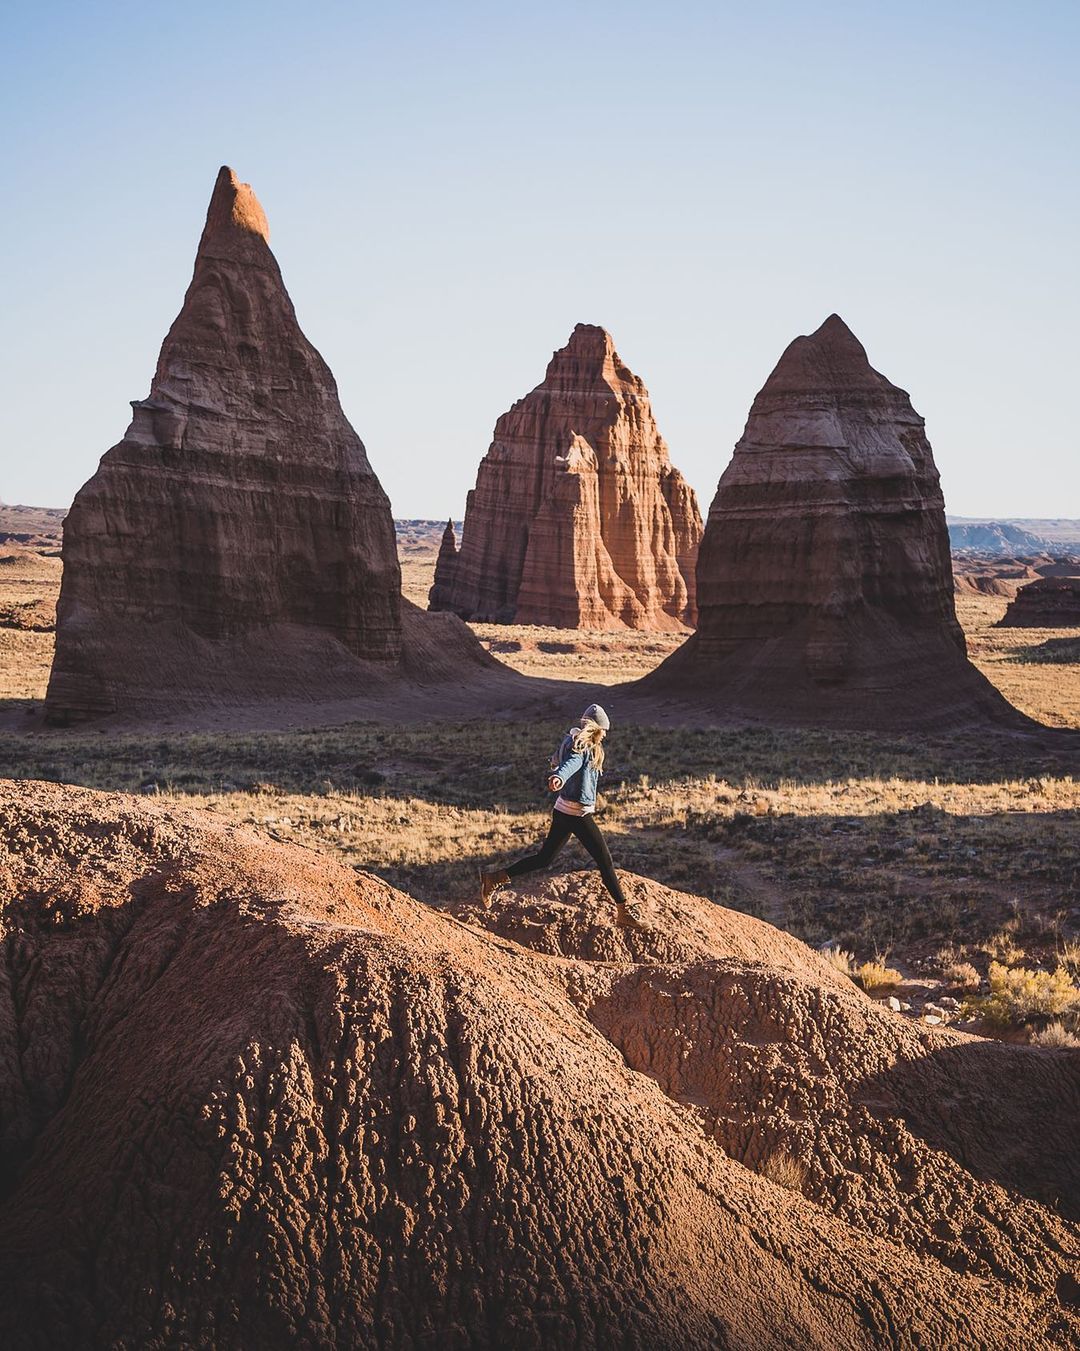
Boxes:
[998,576,1080,628]
[948,521,1050,553]
[429,323,702,631]
[639,315,1033,731]
[45,167,493,723]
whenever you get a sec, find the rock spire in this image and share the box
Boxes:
[46,167,406,721]
[430,324,702,630]
[640,315,1031,730]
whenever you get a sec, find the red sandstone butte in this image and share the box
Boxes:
[45,168,489,723]
[640,315,1032,731]
[997,577,1080,627]
[429,324,702,630]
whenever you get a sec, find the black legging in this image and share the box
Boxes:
[506,809,626,904]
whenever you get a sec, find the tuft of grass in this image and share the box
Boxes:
[982,929,1026,966]
[821,946,855,978]
[968,962,1080,1028]
[855,960,904,992]
[1059,939,1080,979]
[942,960,981,991]
[1031,1021,1080,1049]
[760,1151,809,1193]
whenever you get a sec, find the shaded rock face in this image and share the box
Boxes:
[431,324,702,630]
[426,519,459,610]
[1,780,1077,1349]
[45,167,402,722]
[642,315,1030,730]
[998,576,1080,627]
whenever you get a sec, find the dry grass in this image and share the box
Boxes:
[969,961,1080,1028]
[1058,939,1080,978]
[0,548,61,703]
[854,960,905,992]
[1031,1021,1080,1049]
[0,530,1077,990]
[941,960,981,991]
[956,592,1080,728]
[821,946,856,978]
[760,1152,809,1193]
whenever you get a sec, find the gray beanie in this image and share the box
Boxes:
[580,702,610,730]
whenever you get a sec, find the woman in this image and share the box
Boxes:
[480,703,647,928]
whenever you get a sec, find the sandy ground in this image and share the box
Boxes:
[5,513,1079,729]
[1,519,1078,1037]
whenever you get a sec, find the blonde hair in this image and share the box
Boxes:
[572,719,606,772]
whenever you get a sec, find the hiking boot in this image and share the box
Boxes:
[479,868,509,908]
[615,900,648,930]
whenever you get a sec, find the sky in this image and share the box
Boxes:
[2,0,1077,521]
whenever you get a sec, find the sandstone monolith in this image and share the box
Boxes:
[430,324,702,630]
[427,519,459,611]
[640,315,1030,730]
[45,168,490,722]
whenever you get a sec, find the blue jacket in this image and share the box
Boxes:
[551,728,600,808]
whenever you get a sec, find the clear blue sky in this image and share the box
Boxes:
[2,0,1077,520]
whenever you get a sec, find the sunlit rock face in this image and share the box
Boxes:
[641,314,1031,730]
[430,323,702,631]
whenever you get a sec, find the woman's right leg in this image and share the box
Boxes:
[506,810,574,879]
[566,814,627,904]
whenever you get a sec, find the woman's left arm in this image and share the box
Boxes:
[549,748,584,790]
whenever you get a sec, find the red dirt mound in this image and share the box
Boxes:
[462,876,1080,1308]
[456,870,853,982]
[1,781,1076,1348]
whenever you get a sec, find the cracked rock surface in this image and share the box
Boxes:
[2,781,1077,1348]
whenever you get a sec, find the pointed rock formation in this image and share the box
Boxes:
[46,168,488,722]
[426,519,459,611]
[640,315,1031,730]
[430,324,702,630]
[998,576,1080,627]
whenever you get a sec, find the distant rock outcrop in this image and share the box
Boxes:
[998,576,1080,628]
[430,324,702,630]
[2,779,1077,1348]
[426,519,459,611]
[640,315,1031,730]
[948,521,1049,553]
[45,168,490,723]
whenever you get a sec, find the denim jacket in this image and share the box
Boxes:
[550,728,600,808]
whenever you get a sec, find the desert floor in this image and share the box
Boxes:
[2,521,1079,1034]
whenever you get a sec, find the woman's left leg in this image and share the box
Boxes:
[568,815,627,905]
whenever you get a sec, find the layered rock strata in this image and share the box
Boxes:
[46,168,489,722]
[431,324,702,630]
[641,315,1031,730]
[998,577,1080,627]
[2,779,1077,1347]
